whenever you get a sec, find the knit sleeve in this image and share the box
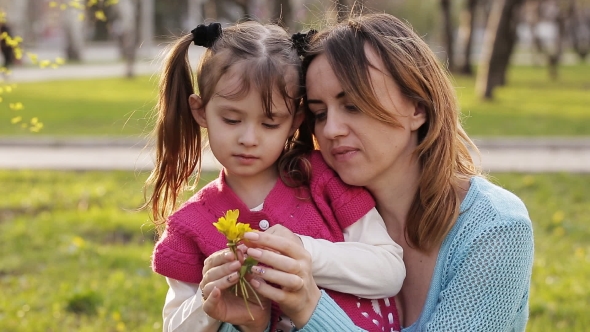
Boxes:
[294,290,366,332]
[308,151,375,230]
[152,217,205,284]
[423,217,534,331]
[217,291,366,332]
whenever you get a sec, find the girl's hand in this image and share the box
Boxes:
[265,224,304,247]
[200,249,271,331]
[243,231,322,329]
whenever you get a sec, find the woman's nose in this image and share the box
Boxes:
[321,111,347,139]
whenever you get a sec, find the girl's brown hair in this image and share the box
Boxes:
[304,13,481,251]
[144,21,313,234]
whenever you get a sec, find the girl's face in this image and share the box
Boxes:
[305,46,426,189]
[191,68,302,185]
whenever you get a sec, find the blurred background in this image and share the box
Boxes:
[0,0,589,331]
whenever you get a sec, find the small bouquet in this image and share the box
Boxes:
[213,209,263,320]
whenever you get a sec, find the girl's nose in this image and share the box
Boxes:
[238,125,259,146]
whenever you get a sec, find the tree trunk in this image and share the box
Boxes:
[214,0,248,22]
[138,0,154,58]
[496,2,522,86]
[529,0,566,80]
[204,0,217,20]
[186,0,205,30]
[475,0,525,100]
[115,0,138,78]
[568,0,590,61]
[440,0,455,71]
[457,0,477,75]
[63,7,85,61]
[547,8,566,80]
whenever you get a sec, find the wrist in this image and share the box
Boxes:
[235,319,270,332]
[290,286,322,329]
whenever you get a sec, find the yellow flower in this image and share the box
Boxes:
[213,209,252,242]
[213,209,261,320]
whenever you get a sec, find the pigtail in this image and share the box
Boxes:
[277,30,319,188]
[144,34,203,234]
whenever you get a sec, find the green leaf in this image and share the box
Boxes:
[241,257,258,277]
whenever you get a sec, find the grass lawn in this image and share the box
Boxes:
[1,64,589,137]
[1,170,589,331]
[455,64,590,136]
[0,76,158,137]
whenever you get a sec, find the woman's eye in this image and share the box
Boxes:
[313,111,327,122]
[222,118,240,125]
[344,104,359,112]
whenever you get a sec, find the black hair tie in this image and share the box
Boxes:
[291,30,317,57]
[191,23,222,48]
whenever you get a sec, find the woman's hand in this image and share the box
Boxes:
[243,231,322,329]
[200,249,271,331]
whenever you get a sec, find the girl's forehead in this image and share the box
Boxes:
[214,70,244,96]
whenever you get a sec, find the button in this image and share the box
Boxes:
[259,219,270,230]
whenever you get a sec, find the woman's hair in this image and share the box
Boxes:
[144,21,314,233]
[303,13,481,251]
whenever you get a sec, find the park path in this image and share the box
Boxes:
[2,43,590,173]
[1,137,590,173]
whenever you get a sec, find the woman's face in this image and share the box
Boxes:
[305,45,426,189]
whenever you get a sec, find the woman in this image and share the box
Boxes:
[202,13,534,331]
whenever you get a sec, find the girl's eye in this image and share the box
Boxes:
[262,123,280,129]
[223,118,240,125]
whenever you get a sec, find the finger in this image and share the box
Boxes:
[265,224,284,234]
[203,250,236,272]
[202,259,241,286]
[202,286,222,316]
[249,278,294,304]
[202,271,240,299]
[246,247,302,275]
[250,265,304,291]
[244,232,307,260]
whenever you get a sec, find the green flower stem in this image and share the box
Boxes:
[227,241,263,320]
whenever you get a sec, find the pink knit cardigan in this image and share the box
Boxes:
[152,151,400,331]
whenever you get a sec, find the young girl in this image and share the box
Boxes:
[145,21,405,332]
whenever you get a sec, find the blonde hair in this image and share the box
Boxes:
[144,21,313,234]
[304,13,481,251]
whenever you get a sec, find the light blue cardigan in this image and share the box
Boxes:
[220,177,534,331]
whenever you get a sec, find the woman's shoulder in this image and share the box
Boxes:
[449,177,533,248]
[462,176,531,227]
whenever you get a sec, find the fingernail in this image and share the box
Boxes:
[226,272,238,282]
[250,279,260,288]
[229,260,241,269]
[251,266,265,274]
[244,232,260,241]
[247,248,263,258]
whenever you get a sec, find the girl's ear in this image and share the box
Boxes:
[289,110,305,136]
[189,94,207,127]
[410,102,427,131]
